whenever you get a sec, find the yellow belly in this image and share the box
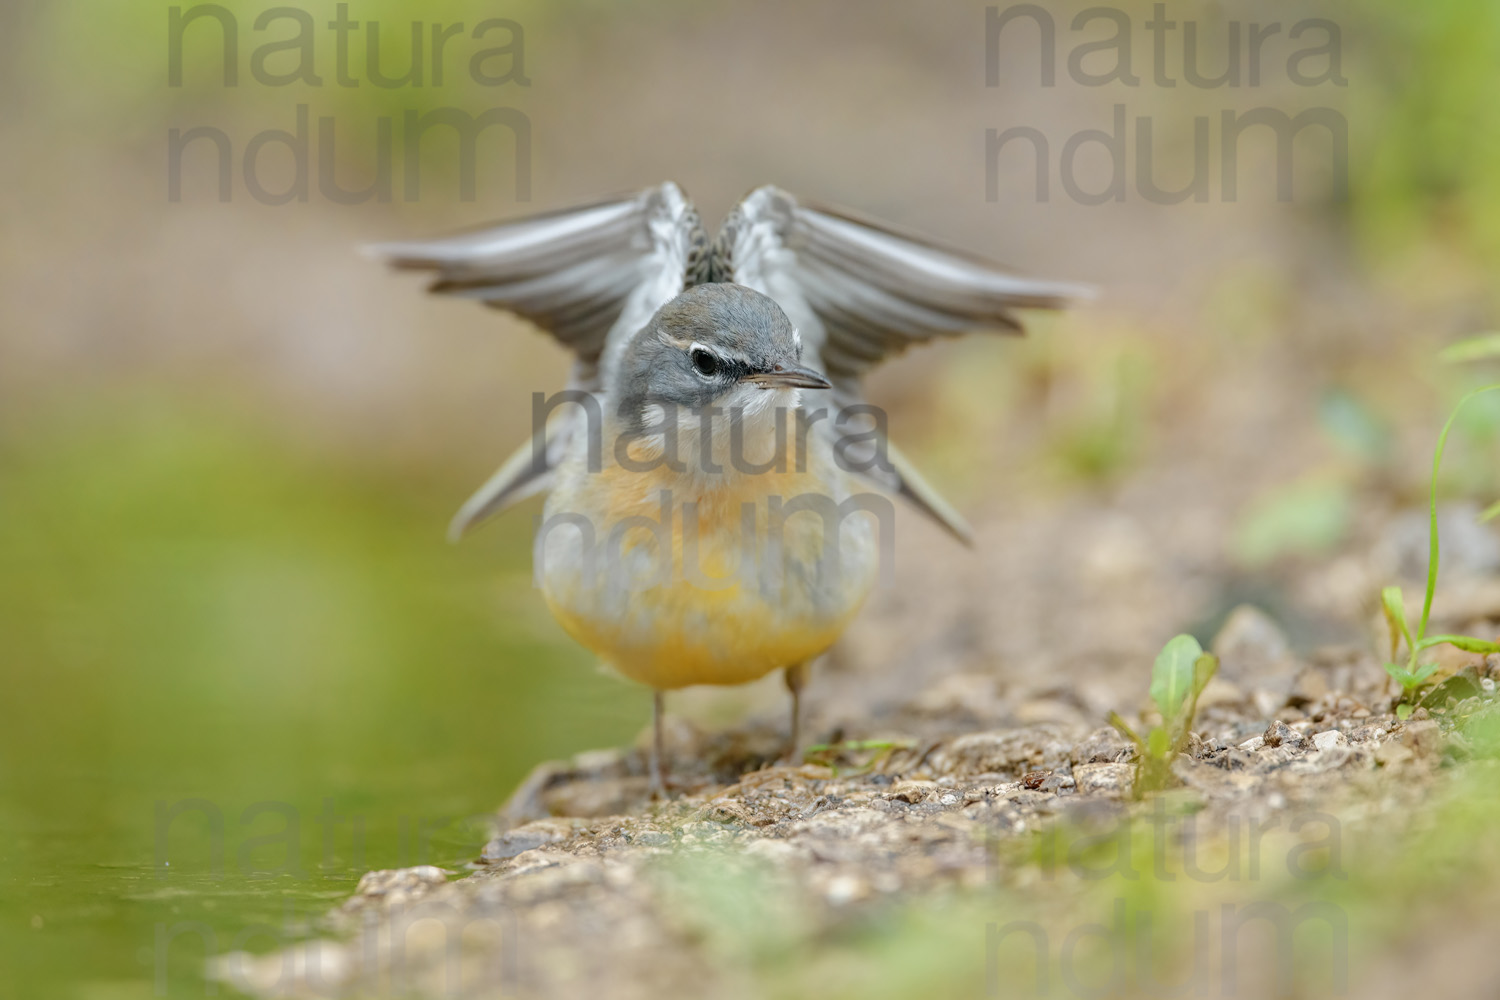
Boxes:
[537,462,880,689]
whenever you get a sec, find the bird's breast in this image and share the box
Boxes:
[535,449,880,689]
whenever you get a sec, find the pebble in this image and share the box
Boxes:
[1399,720,1443,757]
[1375,742,1415,767]
[484,824,568,861]
[630,831,673,847]
[353,866,448,897]
[1069,728,1134,766]
[1212,605,1295,685]
[1072,762,1134,797]
[1311,730,1347,751]
[824,874,866,906]
[1262,720,1305,749]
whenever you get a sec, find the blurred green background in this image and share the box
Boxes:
[2,0,1499,997]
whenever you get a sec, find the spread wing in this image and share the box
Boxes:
[722,185,1091,542]
[365,182,704,538]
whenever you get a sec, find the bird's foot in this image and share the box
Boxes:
[648,689,669,799]
[647,761,668,801]
[782,662,809,766]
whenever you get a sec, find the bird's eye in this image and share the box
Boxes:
[689,347,720,378]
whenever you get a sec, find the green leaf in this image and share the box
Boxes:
[1422,385,1500,641]
[1150,634,1204,721]
[1384,662,1416,686]
[1381,586,1413,658]
[1146,726,1171,760]
[1438,333,1500,364]
[1396,704,1414,721]
[1191,652,1219,697]
[1481,500,1500,524]
[1385,661,1440,690]
[1414,634,1500,654]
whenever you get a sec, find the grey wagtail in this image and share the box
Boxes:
[369,183,1087,795]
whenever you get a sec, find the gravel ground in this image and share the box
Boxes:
[216,596,1500,998]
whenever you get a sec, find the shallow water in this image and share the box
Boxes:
[0,396,644,998]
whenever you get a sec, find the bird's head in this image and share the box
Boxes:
[612,282,831,432]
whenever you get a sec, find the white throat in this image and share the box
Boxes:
[626,384,802,490]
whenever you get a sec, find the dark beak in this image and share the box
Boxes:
[742,364,833,390]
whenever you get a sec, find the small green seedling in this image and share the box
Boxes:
[1380,381,1500,718]
[1109,634,1219,797]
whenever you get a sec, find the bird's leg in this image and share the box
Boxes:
[783,662,809,763]
[648,690,667,800]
